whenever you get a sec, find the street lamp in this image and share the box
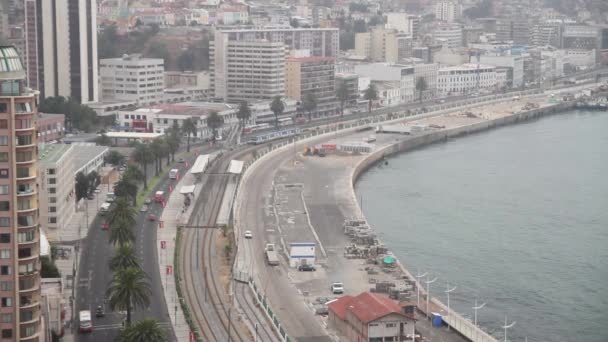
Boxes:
[502,315,516,342]
[445,282,456,331]
[425,276,437,319]
[472,299,486,327]
[415,270,427,309]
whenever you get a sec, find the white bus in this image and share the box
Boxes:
[79,310,93,333]
[169,169,179,179]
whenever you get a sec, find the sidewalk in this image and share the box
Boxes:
[50,186,112,342]
[158,168,200,342]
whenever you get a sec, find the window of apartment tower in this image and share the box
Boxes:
[0,153,7,162]
[0,266,9,275]
[0,297,11,307]
[0,103,7,113]
[0,120,6,129]
[0,234,9,243]
[1,329,11,339]
[0,202,8,211]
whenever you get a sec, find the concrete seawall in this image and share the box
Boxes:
[348,101,575,342]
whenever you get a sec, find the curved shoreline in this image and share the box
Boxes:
[347,101,574,341]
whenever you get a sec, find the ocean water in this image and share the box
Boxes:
[355,110,608,342]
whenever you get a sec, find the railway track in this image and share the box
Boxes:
[179,144,277,342]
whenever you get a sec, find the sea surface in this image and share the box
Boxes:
[355,110,608,342]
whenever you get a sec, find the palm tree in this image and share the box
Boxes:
[114,177,138,205]
[302,92,318,121]
[109,245,140,272]
[270,96,285,128]
[133,143,152,189]
[336,81,349,116]
[415,77,428,103]
[181,117,197,152]
[206,111,224,140]
[236,100,251,127]
[109,220,136,247]
[122,165,144,184]
[150,138,165,176]
[364,84,378,113]
[166,123,180,164]
[106,267,152,326]
[107,197,136,227]
[116,318,166,342]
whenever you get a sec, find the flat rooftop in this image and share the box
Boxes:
[39,144,72,164]
[104,132,164,139]
[72,145,109,172]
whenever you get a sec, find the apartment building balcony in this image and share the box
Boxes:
[17,214,37,229]
[14,101,35,115]
[17,199,37,213]
[20,321,40,341]
[16,167,36,181]
[19,274,39,293]
[20,308,40,325]
[16,134,35,149]
[19,292,40,309]
[18,246,39,262]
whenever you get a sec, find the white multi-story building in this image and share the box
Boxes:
[100,55,165,106]
[540,49,566,80]
[413,63,439,99]
[211,38,285,102]
[434,23,463,49]
[31,0,98,103]
[354,63,415,104]
[435,1,463,22]
[355,28,412,63]
[374,81,402,107]
[565,49,596,69]
[478,54,525,88]
[386,12,419,38]
[437,64,497,96]
[165,71,211,100]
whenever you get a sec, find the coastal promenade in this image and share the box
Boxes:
[233,83,603,341]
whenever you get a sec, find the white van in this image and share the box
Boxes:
[106,192,115,203]
[100,202,111,214]
[79,310,93,332]
[169,169,179,179]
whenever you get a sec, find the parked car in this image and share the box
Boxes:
[298,264,316,272]
[95,306,104,317]
[148,214,157,221]
[244,230,253,239]
[144,198,152,205]
[101,222,109,231]
[331,282,344,294]
[178,158,185,163]
[140,205,148,213]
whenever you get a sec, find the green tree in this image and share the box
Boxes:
[415,77,428,103]
[114,177,138,205]
[270,96,285,128]
[150,138,166,176]
[109,220,136,247]
[109,245,140,272]
[75,172,89,201]
[87,171,100,194]
[181,118,197,152]
[40,256,61,278]
[105,150,125,166]
[302,92,318,121]
[133,143,152,189]
[98,25,119,59]
[122,165,144,184]
[177,49,195,71]
[206,111,224,140]
[39,96,98,132]
[96,133,112,146]
[106,267,152,326]
[236,101,252,127]
[107,198,136,228]
[336,81,349,116]
[166,122,181,163]
[116,318,166,342]
[147,41,170,64]
[364,84,378,113]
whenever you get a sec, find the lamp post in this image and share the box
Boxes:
[502,315,516,342]
[445,282,456,331]
[425,276,437,319]
[473,299,486,327]
[415,270,427,309]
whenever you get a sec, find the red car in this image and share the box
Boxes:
[101,222,109,230]
[148,214,157,222]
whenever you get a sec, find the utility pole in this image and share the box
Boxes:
[445,282,456,331]
[473,299,486,327]
[425,276,437,319]
[415,270,427,309]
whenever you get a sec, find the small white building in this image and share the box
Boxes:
[437,63,497,96]
[289,243,316,268]
[100,54,165,106]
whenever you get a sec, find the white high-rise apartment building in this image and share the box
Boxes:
[211,37,285,102]
[435,1,463,22]
[386,12,420,38]
[434,23,463,48]
[99,55,165,105]
[437,64,497,96]
[30,0,98,103]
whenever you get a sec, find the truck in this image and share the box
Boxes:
[265,243,279,266]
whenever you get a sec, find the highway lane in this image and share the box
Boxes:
[76,157,195,342]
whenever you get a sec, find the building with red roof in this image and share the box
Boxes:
[327,292,414,342]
